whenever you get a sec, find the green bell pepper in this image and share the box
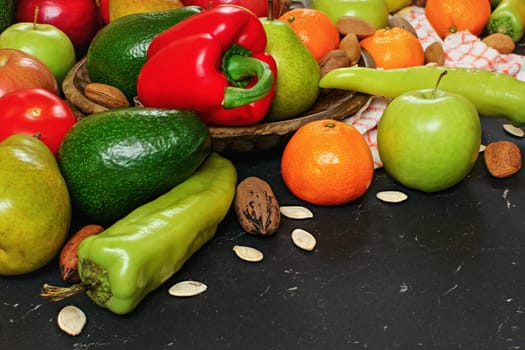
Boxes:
[486,0,525,42]
[42,152,237,314]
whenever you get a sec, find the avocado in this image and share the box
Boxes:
[58,107,211,224]
[86,6,202,100]
[0,0,15,32]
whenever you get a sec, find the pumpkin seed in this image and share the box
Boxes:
[169,280,207,297]
[503,124,525,138]
[232,245,264,262]
[479,144,486,152]
[57,305,86,336]
[291,228,317,251]
[376,190,408,203]
[279,206,313,219]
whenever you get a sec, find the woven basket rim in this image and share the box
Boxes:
[62,56,371,153]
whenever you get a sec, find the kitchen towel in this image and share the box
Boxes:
[344,5,525,168]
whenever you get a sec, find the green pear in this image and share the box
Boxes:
[0,134,71,275]
[261,17,321,122]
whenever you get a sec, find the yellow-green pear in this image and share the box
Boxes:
[0,134,71,275]
[261,16,321,122]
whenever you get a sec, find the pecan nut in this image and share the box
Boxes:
[234,176,280,236]
[484,140,522,178]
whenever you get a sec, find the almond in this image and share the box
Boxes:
[234,176,280,235]
[338,33,362,66]
[424,41,445,66]
[483,140,522,178]
[84,82,130,109]
[482,33,515,54]
[388,16,418,38]
[335,16,376,38]
[319,49,351,77]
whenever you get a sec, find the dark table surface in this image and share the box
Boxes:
[2,117,525,350]
[3,47,525,350]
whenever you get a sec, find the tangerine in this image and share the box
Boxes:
[281,119,374,206]
[425,0,491,38]
[278,8,340,62]
[360,27,424,69]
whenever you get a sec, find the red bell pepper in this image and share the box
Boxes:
[136,5,277,126]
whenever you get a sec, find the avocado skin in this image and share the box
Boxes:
[0,0,15,32]
[58,107,211,224]
[86,6,202,100]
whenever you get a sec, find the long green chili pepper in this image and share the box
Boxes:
[486,0,525,42]
[319,66,525,127]
[41,152,237,315]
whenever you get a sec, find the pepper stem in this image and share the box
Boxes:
[40,283,87,301]
[222,53,274,110]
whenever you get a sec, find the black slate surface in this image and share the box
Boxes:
[1,116,524,350]
[2,42,525,350]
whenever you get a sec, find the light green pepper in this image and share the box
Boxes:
[42,152,237,314]
[319,65,525,127]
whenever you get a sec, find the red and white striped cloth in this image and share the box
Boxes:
[344,6,525,169]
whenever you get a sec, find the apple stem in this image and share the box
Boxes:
[268,0,274,20]
[207,0,212,9]
[33,5,39,30]
[432,70,448,99]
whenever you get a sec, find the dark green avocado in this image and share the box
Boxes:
[0,0,15,32]
[86,6,202,100]
[58,107,211,224]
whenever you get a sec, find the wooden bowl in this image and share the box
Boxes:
[63,57,370,154]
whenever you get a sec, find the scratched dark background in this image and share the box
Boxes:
[1,31,525,350]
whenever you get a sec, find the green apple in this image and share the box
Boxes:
[311,0,389,29]
[0,22,76,87]
[384,0,412,13]
[377,88,482,193]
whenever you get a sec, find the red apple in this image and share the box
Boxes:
[181,0,283,17]
[99,0,109,24]
[0,21,76,87]
[0,48,58,98]
[15,0,103,56]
